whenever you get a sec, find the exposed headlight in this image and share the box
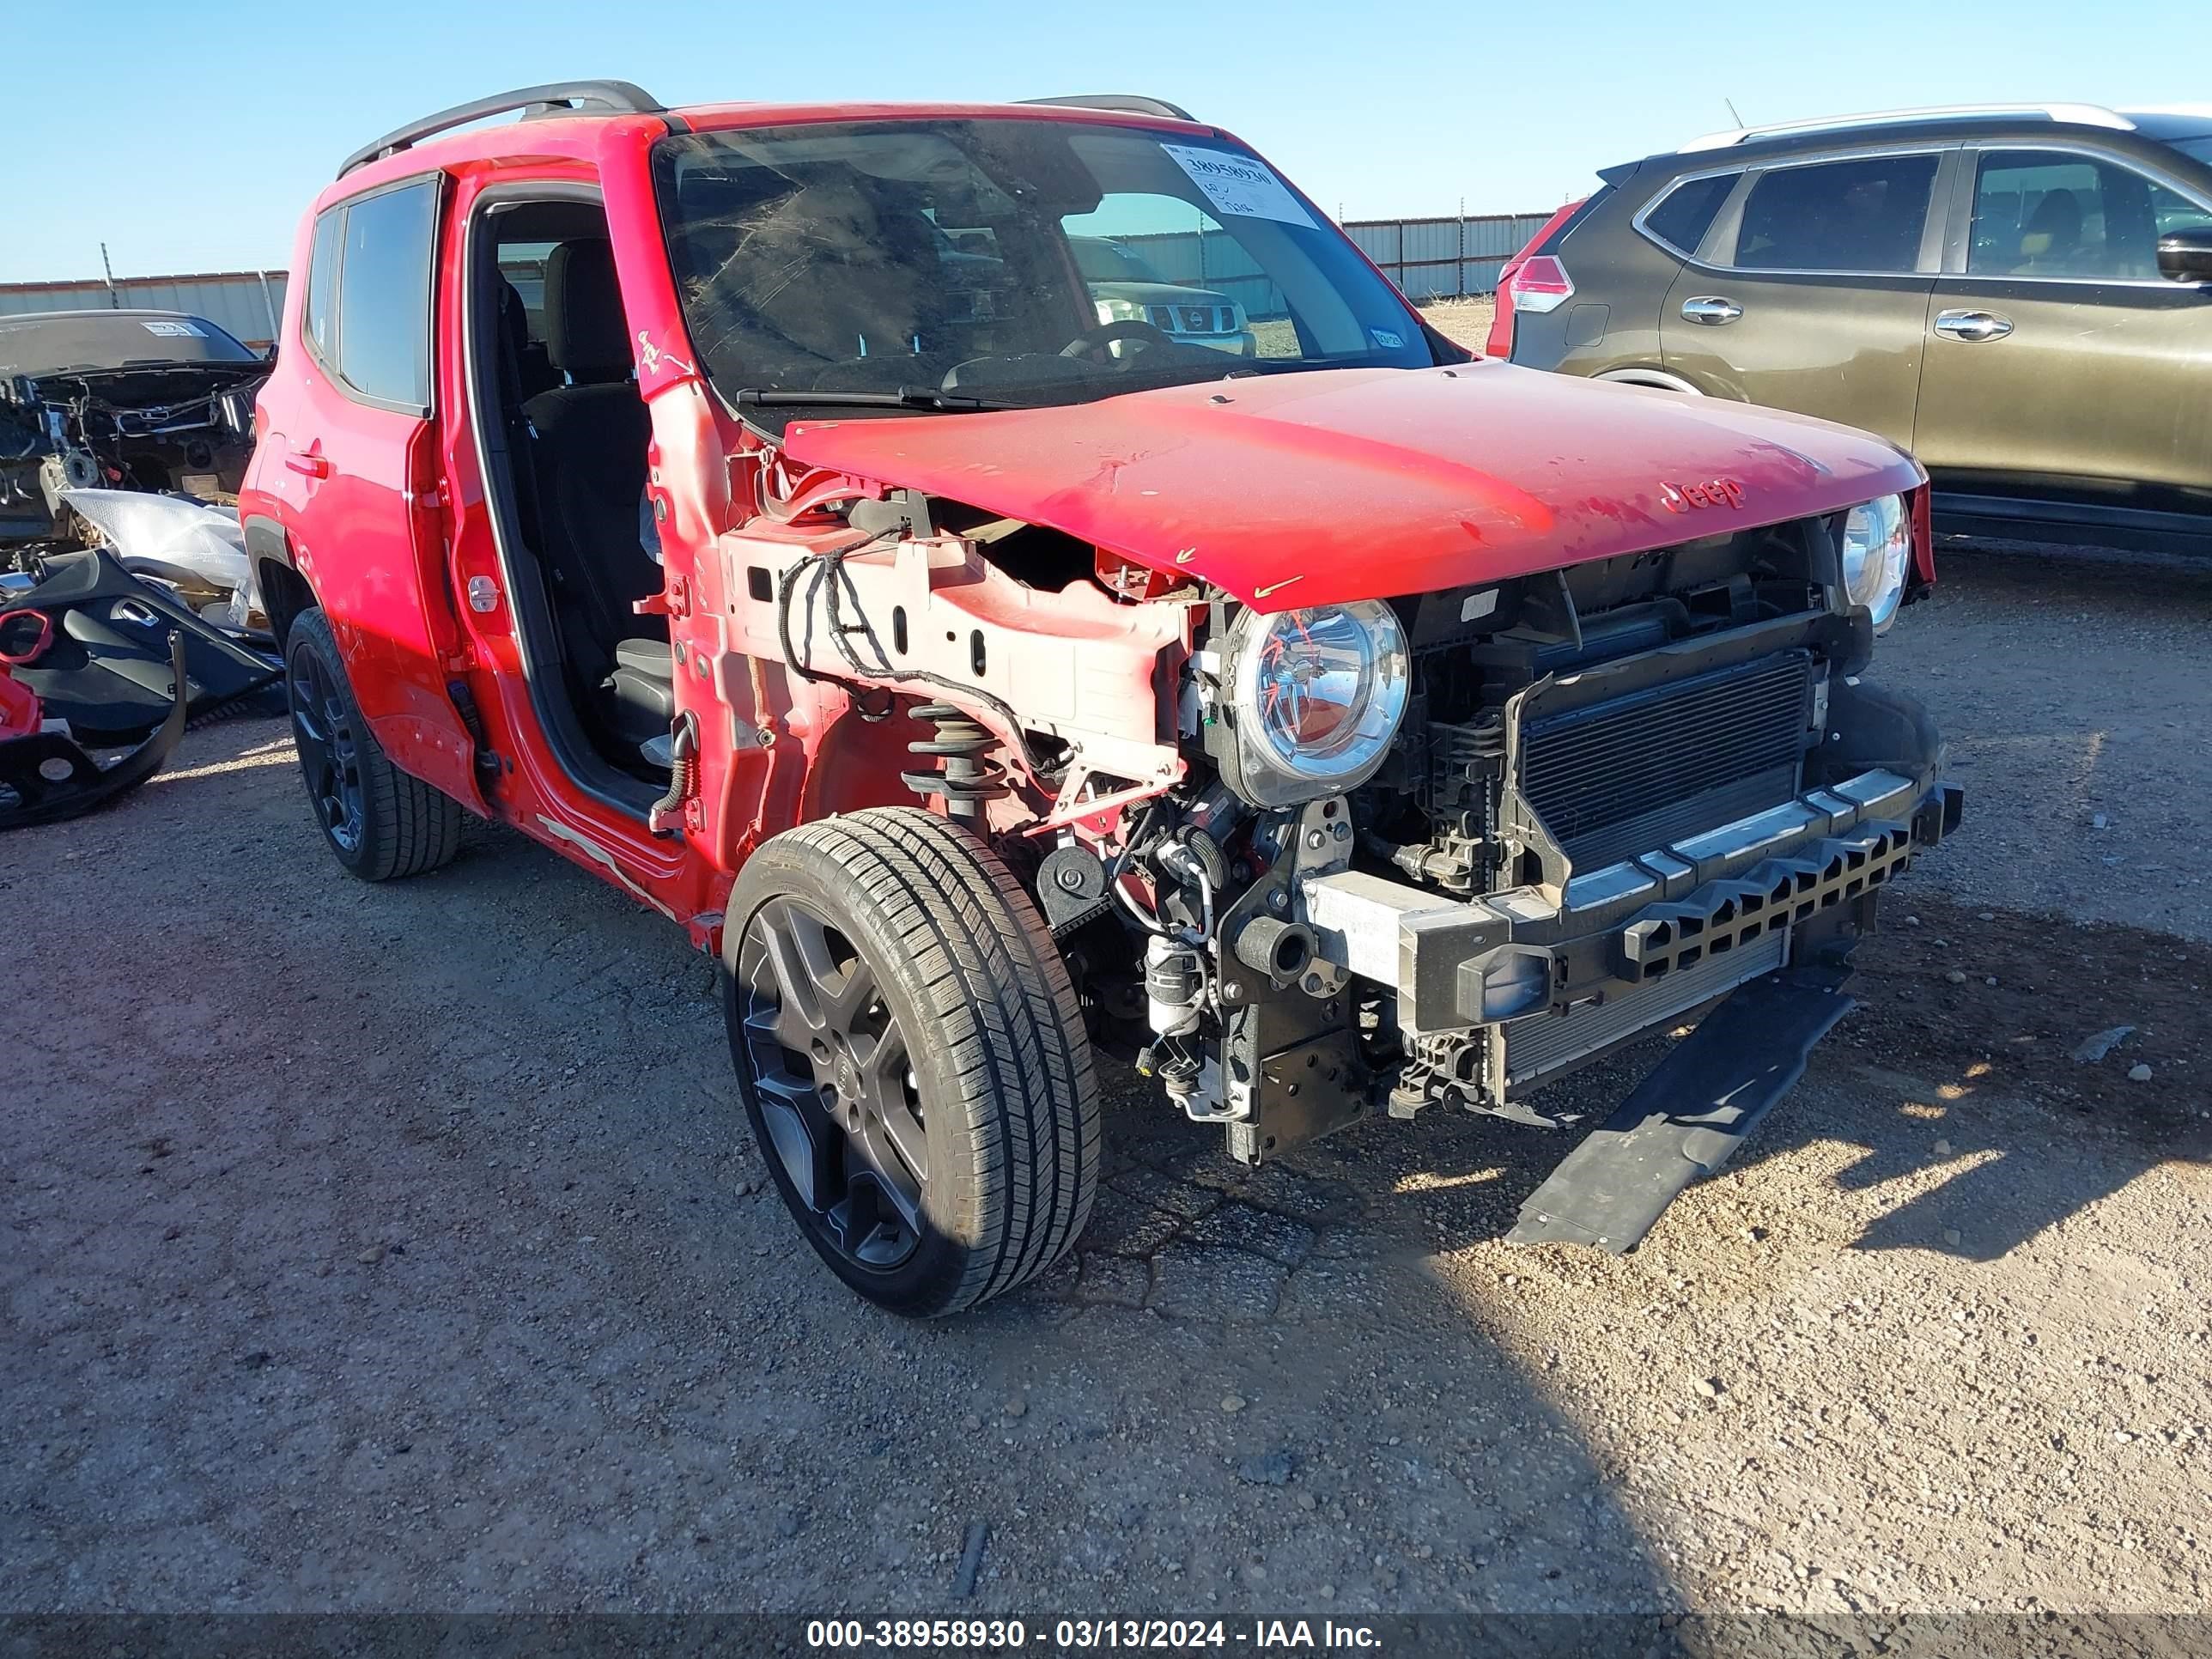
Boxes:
[1225,600,1410,806]
[1840,495,1911,632]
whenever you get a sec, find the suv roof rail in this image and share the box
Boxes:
[1018,93,1197,123]
[337,81,666,179]
[1678,102,2134,153]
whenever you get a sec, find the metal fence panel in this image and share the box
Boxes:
[1340,222,1401,266]
[1340,210,1559,298]
[1398,218,1461,266]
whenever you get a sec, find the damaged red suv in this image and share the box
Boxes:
[243,82,1961,1315]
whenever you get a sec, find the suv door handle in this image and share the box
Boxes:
[285,452,331,477]
[1934,308,2014,343]
[1680,295,1742,325]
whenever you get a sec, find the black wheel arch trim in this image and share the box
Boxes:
[243,513,317,647]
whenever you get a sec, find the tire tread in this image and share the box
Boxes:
[289,608,465,883]
[738,807,1098,1315]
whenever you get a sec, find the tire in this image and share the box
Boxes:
[724,807,1101,1317]
[283,607,464,882]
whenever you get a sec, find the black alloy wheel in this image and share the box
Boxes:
[282,607,465,881]
[288,642,366,855]
[734,896,929,1271]
[723,808,1100,1317]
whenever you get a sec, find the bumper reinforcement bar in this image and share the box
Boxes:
[1617,822,1912,985]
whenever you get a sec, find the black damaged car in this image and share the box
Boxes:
[0,309,266,555]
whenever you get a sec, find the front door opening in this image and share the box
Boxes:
[469,193,673,807]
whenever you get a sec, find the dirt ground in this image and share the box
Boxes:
[5,537,2210,1622]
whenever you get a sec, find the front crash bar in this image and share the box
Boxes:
[1505,956,1856,1252]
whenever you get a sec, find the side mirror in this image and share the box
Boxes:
[2156,227,2212,284]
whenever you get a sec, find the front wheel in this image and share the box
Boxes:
[724,808,1100,1316]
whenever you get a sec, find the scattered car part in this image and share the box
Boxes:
[0,546,281,741]
[0,631,188,830]
[0,309,266,555]
[59,488,261,631]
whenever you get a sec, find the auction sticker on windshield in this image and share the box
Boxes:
[1160,144,1317,228]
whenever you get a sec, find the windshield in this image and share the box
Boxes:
[0,313,258,377]
[652,118,1433,416]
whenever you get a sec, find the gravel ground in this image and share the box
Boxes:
[1883,542,2212,943]
[5,546,2209,1620]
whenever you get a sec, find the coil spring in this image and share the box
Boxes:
[900,702,1010,821]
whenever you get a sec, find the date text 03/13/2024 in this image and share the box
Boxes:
[804,1618,1384,1650]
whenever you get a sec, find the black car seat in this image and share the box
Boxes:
[2017,189,2084,274]
[497,276,559,402]
[519,240,673,767]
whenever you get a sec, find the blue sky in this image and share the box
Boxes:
[9,0,2205,283]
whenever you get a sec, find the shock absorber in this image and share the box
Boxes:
[900,702,1010,823]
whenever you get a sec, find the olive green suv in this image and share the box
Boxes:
[1495,104,2212,553]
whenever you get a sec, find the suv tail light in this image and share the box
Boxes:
[1485,199,1584,359]
[1507,256,1575,313]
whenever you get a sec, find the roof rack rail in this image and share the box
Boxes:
[337,81,666,179]
[1679,102,2133,153]
[1018,93,1197,123]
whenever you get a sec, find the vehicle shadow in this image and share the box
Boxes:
[1383,987,2210,1269]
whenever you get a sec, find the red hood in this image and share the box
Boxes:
[781,362,1925,611]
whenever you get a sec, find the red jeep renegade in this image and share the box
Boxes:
[244,82,1960,1315]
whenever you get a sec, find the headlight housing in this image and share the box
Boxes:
[1839,495,1911,632]
[1220,600,1410,806]
[1093,296,1149,325]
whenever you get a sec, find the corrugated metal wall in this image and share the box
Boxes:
[1340,212,1558,301]
[0,272,290,350]
[1117,210,1553,319]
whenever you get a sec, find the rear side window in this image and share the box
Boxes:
[334,180,439,409]
[304,210,342,361]
[1642,173,1739,257]
[1729,154,1939,273]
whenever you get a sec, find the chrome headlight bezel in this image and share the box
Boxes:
[1839,494,1911,633]
[1218,599,1411,808]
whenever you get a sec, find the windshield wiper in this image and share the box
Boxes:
[734,386,1022,415]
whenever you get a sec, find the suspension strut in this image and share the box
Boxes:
[900,702,1010,823]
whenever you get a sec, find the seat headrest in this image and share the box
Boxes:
[544,240,630,380]
[496,276,529,354]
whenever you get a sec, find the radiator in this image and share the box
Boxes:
[1519,651,1814,872]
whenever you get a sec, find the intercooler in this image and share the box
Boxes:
[1518,650,1815,872]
